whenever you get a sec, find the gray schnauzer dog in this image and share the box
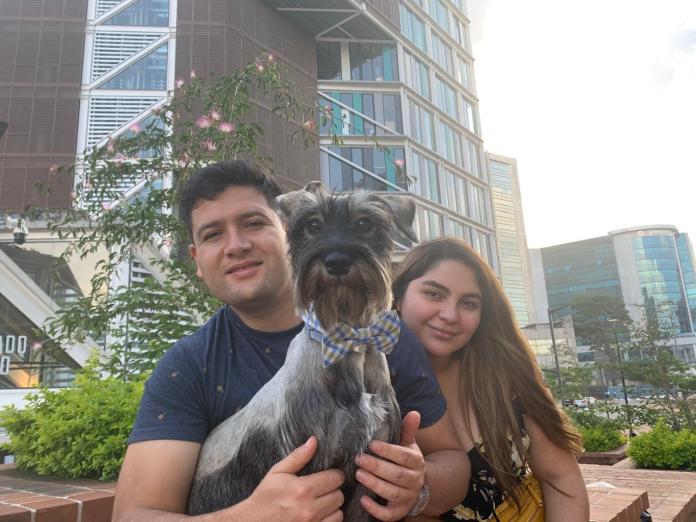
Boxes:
[187,182,417,520]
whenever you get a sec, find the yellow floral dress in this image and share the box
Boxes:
[441,427,531,521]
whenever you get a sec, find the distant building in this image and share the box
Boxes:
[529,225,696,364]
[487,153,534,326]
[521,315,577,370]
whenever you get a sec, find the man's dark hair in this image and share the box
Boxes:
[179,160,283,241]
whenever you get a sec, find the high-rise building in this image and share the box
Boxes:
[0,0,496,401]
[529,226,696,364]
[487,152,533,326]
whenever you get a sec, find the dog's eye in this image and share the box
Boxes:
[355,217,372,232]
[305,218,323,235]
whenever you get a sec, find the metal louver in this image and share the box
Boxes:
[86,96,161,148]
[92,31,163,80]
[96,0,127,17]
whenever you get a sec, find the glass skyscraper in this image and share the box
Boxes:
[536,226,696,335]
[487,153,533,326]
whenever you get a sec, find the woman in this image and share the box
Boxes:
[394,238,589,521]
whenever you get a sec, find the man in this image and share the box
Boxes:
[113,161,469,521]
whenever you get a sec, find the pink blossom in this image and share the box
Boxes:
[394,159,405,168]
[31,342,43,351]
[256,63,265,72]
[49,164,58,174]
[129,122,140,134]
[175,79,185,88]
[102,202,111,211]
[202,139,217,152]
[163,238,173,247]
[268,53,275,62]
[196,116,212,128]
[302,119,316,131]
[69,191,77,200]
[190,69,197,79]
[106,139,116,153]
[210,110,221,121]
[177,158,188,168]
[218,122,235,133]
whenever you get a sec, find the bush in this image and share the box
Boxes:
[0,361,143,480]
[628,420,696,470]
[580,425,626,452]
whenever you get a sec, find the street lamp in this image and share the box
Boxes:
[547,307,564,396]
[608,318,636,436]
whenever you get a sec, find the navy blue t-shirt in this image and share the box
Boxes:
[129,306,446,444]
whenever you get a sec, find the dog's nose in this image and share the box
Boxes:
[323,252,351,276]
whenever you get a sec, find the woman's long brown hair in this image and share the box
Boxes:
[393,237,582,501]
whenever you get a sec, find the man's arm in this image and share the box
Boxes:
[113,437,345,522]
[354,412,470,520]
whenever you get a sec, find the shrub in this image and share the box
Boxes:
[628,420,696,470]
[580,425,626,452]
[0,361,143,480]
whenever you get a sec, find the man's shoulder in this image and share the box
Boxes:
[161,306,228,361]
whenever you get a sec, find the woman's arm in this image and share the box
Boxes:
[416,413,471,516]
[524,416,589,522]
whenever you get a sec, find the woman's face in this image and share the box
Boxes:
[398,260,482,362]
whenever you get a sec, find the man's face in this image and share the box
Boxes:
[189,185,292,314]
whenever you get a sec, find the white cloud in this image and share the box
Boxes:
[467,0,696,247]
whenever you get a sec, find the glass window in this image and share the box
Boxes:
[428,0,450,33]
[468,182,487,225]
[462,137,481,177]
[431,33,454,75]
[408,99,434,149]
[399,4,427,52]
[461,97,477,133]
[98,44,168,90]
[434,76,458,118]
[416,206,443,241]
[456,55,471,90]
[324,147,408,192]
[438,121,461,166]
[317,42,342,80]
[411,150,440,204]
[443,169,467,214]
[349,43,397,81]
[403,50,430,99]
[104,0,169,26]
[319,92,402,136]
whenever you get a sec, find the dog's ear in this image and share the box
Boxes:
[276,182,325,221]
[372,193,418,243]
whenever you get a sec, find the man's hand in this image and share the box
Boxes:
[246,436,345,522]
[355,411,425,521]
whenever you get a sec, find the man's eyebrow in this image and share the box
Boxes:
[195,219,223,240]
[194,210,273,239]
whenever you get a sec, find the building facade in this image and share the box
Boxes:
[487,152,533,326]
[530,225,696,365]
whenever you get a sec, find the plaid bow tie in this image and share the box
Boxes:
[302,309,401,367]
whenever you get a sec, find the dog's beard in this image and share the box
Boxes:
[296,257,391,328]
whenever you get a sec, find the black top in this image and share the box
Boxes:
[440,405,530,521]
[129,306,447,444]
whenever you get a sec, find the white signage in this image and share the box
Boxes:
[0,336,28,375]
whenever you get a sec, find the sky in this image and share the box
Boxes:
[466,0,696,248]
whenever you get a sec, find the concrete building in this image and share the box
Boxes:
[0,0,497,401]
[487,152,533,326]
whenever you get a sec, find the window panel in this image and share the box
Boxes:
[98,44,167,90]
[349,43,398,81]
[104,0,169,26]
[317,42,342,80]
[399,5,426,52]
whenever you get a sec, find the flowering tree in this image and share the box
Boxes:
[39,53,317,380]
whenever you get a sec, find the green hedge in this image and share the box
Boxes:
[0,362,143,481]
[628,420,696,471]
[580,425,626,452]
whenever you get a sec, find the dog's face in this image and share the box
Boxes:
[278,183,416,328]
